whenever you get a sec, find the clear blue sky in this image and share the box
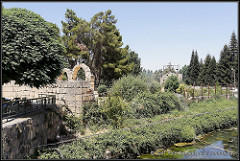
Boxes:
[3,2,238,71]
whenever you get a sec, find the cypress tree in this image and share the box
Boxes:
[192,51,200,85]
[209,56,217,86]
[186,50,195,85]
[216,45,232,86]
[229,31,238,87]
[198,58,204,85]
[203,54,212,85]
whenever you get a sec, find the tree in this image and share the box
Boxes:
[216,45,232,86]
[62,9,138,85]
[229,31,238,86]
[208,56,217,85]
[186,50,200,85]
[61,9,88,69]
[2,8,65,88]
[192,51,200,85]
[203,54,212,85]
[164,75,180,92]
[178,65,188,83]
[128,50,142,76]
[198,59,205,85]
[153,69,162,83]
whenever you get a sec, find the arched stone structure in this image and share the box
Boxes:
[57,63,95,90]
[58,68,72,81]
[72,63,92,81]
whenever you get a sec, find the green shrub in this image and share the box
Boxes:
[62,74,68,81]
[102,96,127,128]
[176,84,185,94]
[156,91,182,113]
[133,92,158,118]
[164,75,180,92]
[38,108,237,159]
[82,102,107,127]
[110,75,148,102]
[128,91,182,118]
[149,81,162,94]
[98,85,107,94]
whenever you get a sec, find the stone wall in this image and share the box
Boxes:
[2,80,96,115]
[2,107,63,159]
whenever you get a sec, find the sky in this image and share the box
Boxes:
[2,2,238,71]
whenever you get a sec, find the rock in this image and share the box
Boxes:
[174,141,195,147]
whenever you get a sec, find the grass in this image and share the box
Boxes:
[37,97,238,159]
[123,97,237,128]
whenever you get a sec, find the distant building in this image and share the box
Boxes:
[160,71,182,85]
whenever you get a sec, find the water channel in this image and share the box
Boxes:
[138,126,238,159]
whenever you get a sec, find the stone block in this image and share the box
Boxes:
[59,88,66,94]
[75,95,83,101]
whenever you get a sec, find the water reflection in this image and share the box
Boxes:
[138,127,238,159]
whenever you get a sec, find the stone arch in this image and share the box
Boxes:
[58,68,72,81]
[72,63,91,81]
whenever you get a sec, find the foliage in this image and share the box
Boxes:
[77,68,86,80]
[185,32,238,87]
[216,45,232,86]
[128,49,142,76]
[164,75,180,92]
[110,75,148,102]
[101,96,127,128]
[62,73,68,81]
[197,59,204,85]
[186,50,200,85]
[2,8,65,88]
[38,106,237,159]
[61,9,84,69]
[129,91,182,118]
[203,54,213,85]
[229,31,238,86]
[149,81,162,94]
[97,85,107,94]
[176,84,185,94]
[208,56,217,85]
[61,9,140,85]
[82,102,107,128]
[178,65,188,83]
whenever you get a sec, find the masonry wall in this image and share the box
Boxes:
[2,107,63,159]
[2,80,96,115]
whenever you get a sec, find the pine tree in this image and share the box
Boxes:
[192,51,200,85]
[186,50,200,85]
[216,45,232,86]
[229,31,238,87]
[61,9,85,69]
[198,59,204,85]
[186,50,195,85]
[208,56,217,86]
[203,54,212,85]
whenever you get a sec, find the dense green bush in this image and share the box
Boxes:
[110,75,148,102]
[82,102,107,127]
[128,91,182,118]
[98,85,107,94]
[38,108,237,159]
[176,84,185,94]
[102,96,128,128]
[164,75,180,92]
[149,81,162,94]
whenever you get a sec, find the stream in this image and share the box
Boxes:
[138,126,238,159]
